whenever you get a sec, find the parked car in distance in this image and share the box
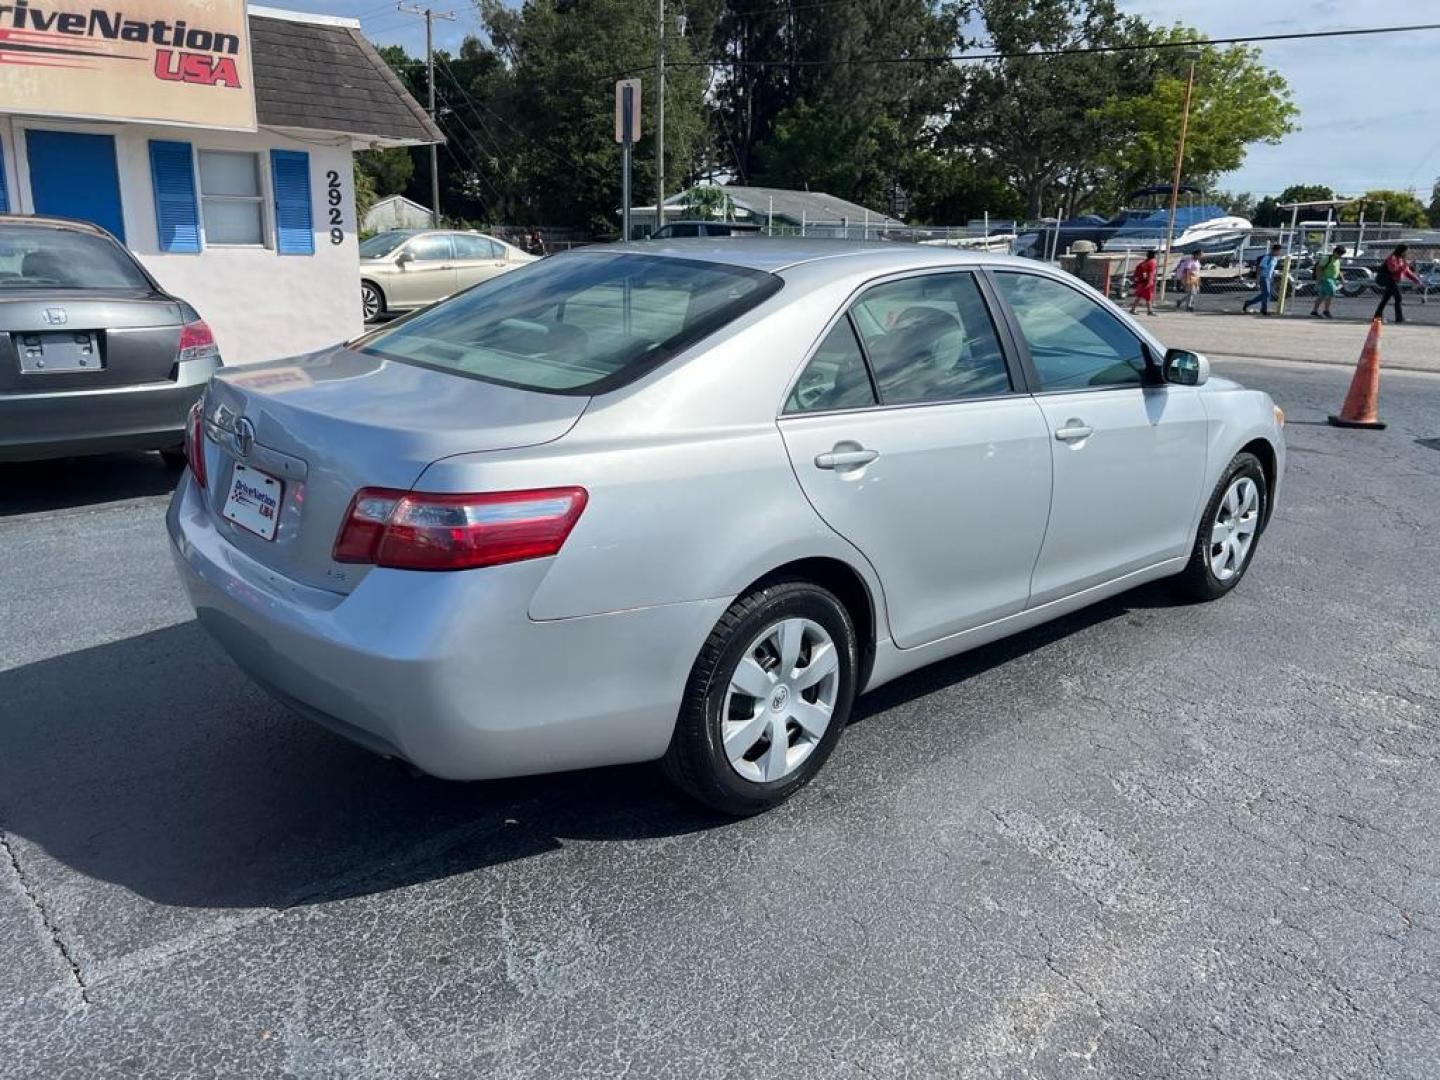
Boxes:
[359,229,535,322]
[0,216,221,464]
[170,241,1284,815]
[649,220,763,239]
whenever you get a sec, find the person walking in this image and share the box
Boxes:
[1243,243,1283,316]
[1173,250,1203,312]
[1374,243,1421,323]
[1129,248,1158,316]
[524,228,547,257]
[1309,245,1346,319]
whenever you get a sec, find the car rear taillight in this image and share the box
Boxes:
[333,487,588,571]
[178,320,220,364]
[185,400,208,487]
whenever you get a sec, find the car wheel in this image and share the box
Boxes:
[361,281,385,323]
[1176,452,1268,601]
[662,579,858,816]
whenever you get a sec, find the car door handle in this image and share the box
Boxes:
[1054,423,1094,442]
[814,448,879,470]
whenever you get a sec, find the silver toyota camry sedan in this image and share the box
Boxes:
[168,241,1285,815]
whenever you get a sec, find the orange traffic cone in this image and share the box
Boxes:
[1328,317,1387,430]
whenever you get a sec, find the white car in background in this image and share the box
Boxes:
[359,229,535,322]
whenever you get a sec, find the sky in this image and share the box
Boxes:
[290,0,1440,199]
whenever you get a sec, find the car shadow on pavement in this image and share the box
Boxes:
[0,452,182,517]
[0,620,725,911]
[0,582,1177,912]
[851,579,1178,722]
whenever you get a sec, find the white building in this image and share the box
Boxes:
[363,194,434,233]
[0,4,440,365]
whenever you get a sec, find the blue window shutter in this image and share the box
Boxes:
[270,150,314,255]
[0,137,9,213]
[148,140,201,253]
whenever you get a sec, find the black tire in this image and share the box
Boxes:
[159,448,187,470]
[361,281,385,323]
[661,579,859,816]
[1176,451,1268,601]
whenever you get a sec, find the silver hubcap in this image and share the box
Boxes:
[362,286,380,319]
[723,617,840,784]
[1210,476,1260,582]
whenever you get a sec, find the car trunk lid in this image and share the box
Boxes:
[0,290,185,393]
[199,345,588,593]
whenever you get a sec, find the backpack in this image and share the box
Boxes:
[1376,260,1394,286]
[1311,255,1330,281]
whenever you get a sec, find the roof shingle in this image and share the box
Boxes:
[250,14,443,146]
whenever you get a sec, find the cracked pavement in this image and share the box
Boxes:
[2,358,1439,1078]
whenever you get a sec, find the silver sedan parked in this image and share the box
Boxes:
[169,241,1284,814]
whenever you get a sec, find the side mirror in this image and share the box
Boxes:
[395,249,414,268]
[1163,347,1209,387]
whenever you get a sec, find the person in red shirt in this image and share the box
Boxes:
[1375,243,1421,323]
[1129,249,1158,316]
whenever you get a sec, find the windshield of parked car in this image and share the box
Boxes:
[359,231,414,258]
[0,225,151,290]
[357,252,782,394]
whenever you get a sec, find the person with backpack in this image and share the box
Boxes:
[1173,250,1203,312]
[1129,249,1158,316]
[1242,243,1283,316]
[1374,243,1421,323]
[1310,245,1347,319]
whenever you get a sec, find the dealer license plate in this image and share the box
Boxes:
[222,463,283,541]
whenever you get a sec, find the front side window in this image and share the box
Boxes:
[405,234,453,262]
[993,272,1147,391]
[785,317,876,414]
[198,150,265,245]
[849,272,1011,405]
[358,252,782,394]
[0,225,150,290]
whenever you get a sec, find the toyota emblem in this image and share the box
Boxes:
[235,418,256,459]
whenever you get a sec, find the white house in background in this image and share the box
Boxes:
[630,185,906,238]
[363,194,434,233]
[0,3,441,365]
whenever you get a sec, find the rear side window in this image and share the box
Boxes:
[359,252,781,394]
[0,225,149,290]
[849,272,1011,404]
[785,317,876,413]
[452,234,500,259]
[992,272,1147,390]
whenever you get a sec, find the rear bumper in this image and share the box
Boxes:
[166,472,725,780]
[0,357,217,461]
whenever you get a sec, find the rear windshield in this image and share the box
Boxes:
[0,225,150,290]
[357,251,782,394]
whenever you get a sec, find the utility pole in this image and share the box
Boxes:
[655,0,665,233]
[1159,50,1200,303]
[397,3,456,227]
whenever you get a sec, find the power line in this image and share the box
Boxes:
[657,20,1440,70]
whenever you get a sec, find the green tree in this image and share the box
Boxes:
[947,0,1157,219]
[1339,189,1430,227]
[1430,178,1440,226]
[477,0,712,232]
[355,147,415,200]
[1089,27,1297,198]
[713,0,960,213]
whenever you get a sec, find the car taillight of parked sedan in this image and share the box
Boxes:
[332,486,588,571]
[184,399,208,488]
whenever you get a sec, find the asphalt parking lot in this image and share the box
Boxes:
[3,358,1439,1079]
